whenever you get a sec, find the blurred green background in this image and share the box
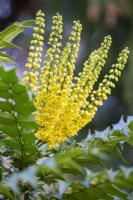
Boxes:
[0,0,133,134]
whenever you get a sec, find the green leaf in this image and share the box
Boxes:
[18,115,36,129]
[0,67,37,167]
[7,68,19,84]
[0,20,34,64]
[0,80,9,92]
[14,101,36,115]
[73,189,113,200]
[0,52,16,64]
[0,101,12,112]
[0,124,18,137]
[56,151,84,175]
[0,20,35,43]
[0,111,15,125]
[22,133,38,154]
[128,121,133,131]
[97,183,127,200]
[3,137,21,149]
[12,92,29,103]
[0,40,21,49]
[12,83,27,94]
[0,185,14,200]
[0,91,10,99]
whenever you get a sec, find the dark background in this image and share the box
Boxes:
[0,0,133,136]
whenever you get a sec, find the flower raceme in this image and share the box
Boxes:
[23,10,129,149]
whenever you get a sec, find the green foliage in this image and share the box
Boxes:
[0,67,38,169]
[0,20,34,63]
[0,111,133,199]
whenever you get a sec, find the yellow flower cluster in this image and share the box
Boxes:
[23,11,129,149]
[23,10,45,91]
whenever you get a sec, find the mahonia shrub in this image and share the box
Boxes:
[23,10,129,149]
[1,10,133,200]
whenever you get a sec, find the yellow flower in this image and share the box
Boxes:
[23,11,129,149]
[23,10,45,92]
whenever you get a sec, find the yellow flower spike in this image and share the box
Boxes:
[72,35,112,101]
[58,20,82,92]
[23,11,129,149]
[23,10,45,91]
[89,47,129,109]
[40,13,63,94]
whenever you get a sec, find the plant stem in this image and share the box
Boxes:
[9,84,25,169]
